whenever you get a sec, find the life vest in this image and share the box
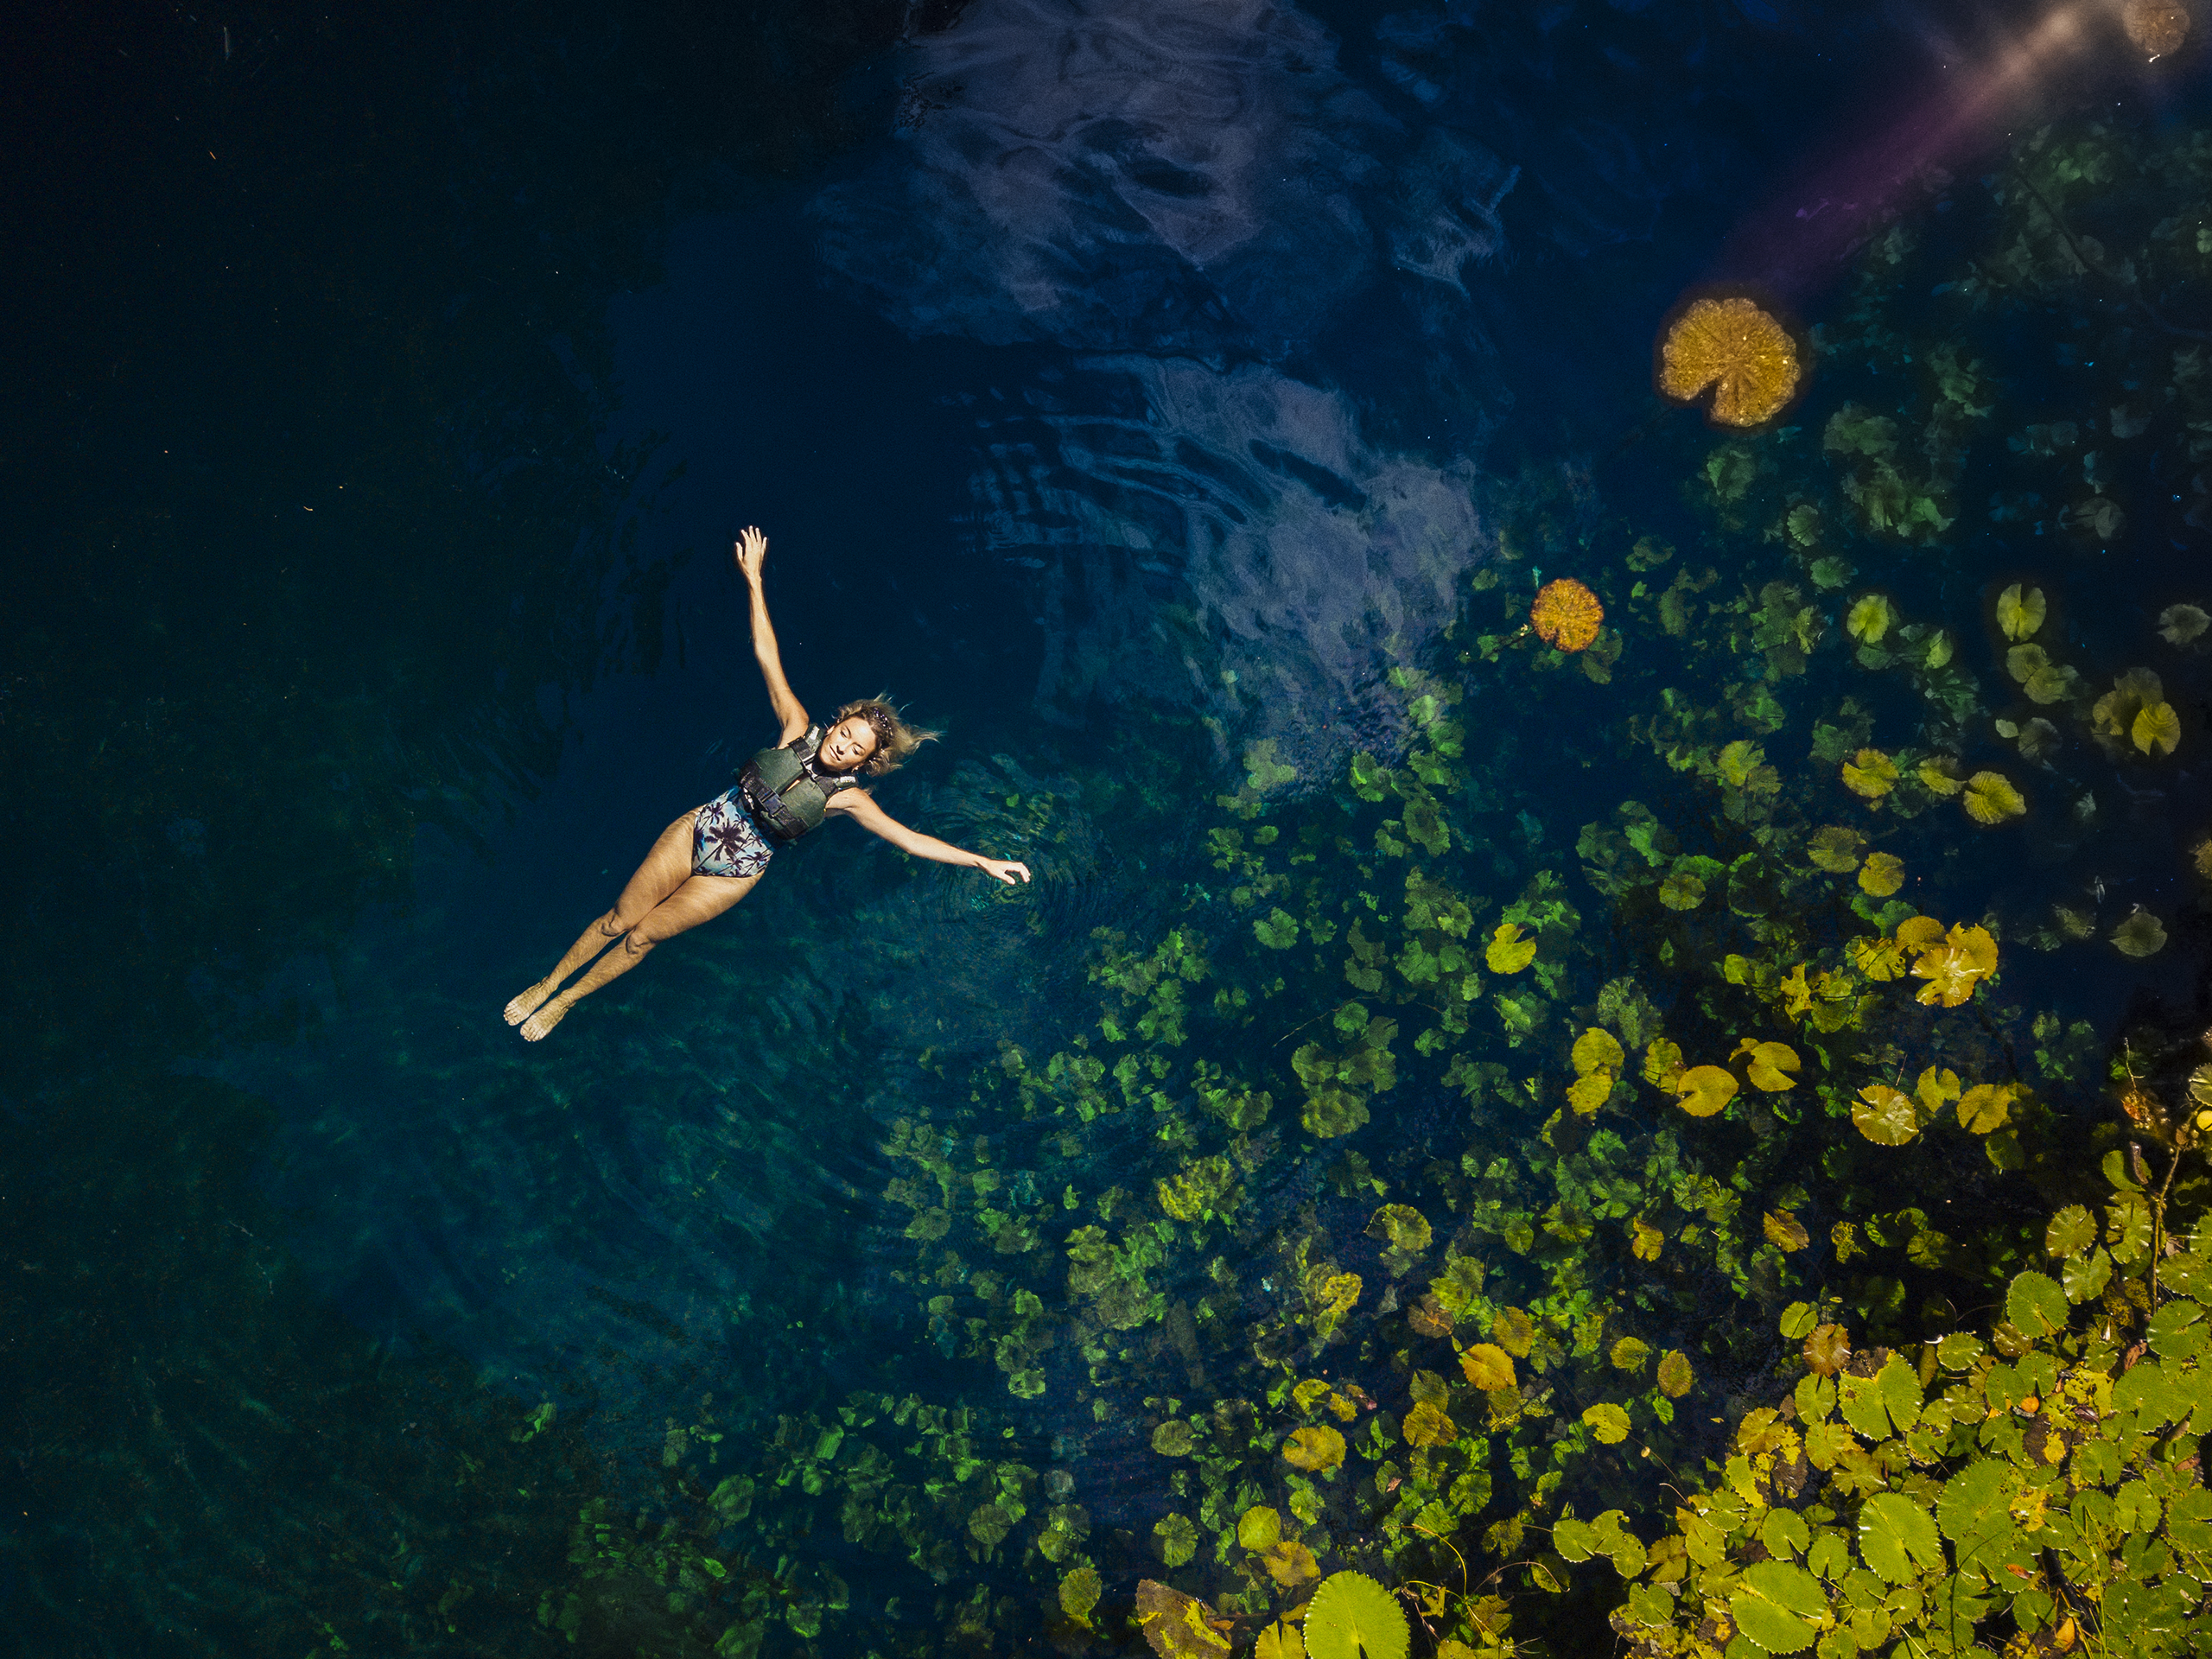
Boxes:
[736,724,866,843]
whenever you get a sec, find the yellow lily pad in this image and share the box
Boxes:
[1842,748,1899,800]
[1962,772,2025,825]
[1995,582,2046,640]
[1484,922,1536,974]
[1675,1065,1739,1118]
[2134,700,2181,756]
[1858,852,1905,896]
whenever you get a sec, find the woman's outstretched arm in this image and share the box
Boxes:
[734,526,809,742]
[830,791,1032,885]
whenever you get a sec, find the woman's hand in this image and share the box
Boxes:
[734,525,768,585]
[977,858,1032,886]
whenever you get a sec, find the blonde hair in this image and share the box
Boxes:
[834,696,940,777]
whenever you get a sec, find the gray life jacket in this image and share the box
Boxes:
[736,724,866,843]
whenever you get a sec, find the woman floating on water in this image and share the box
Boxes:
[505,525,1031,1040]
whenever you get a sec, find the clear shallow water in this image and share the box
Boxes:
[9,3,2212,1656]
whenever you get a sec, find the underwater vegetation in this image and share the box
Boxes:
[508,116,2212,1659]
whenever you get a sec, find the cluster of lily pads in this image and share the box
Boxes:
[523,118,2212,1659]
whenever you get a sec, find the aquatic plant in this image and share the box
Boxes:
[527,111,2212,1659]
[1529,578,1605,652]
[2124,0,2190,59]
[1658,296,1802,428]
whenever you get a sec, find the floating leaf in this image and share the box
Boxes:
[1642,1039,1685,1091]
[1581,1402,1631,1444]
[1135,1580,1232,1659]
[1842,748,1899,800]
[1610,1337,1650,1374]
[1780,1302,1819,1340]
[1402,1401,1457,1447]
[2005,1270,2068,1338]
[1738,1040,1801,1092]
[1531,579,1605,652]
[2133,700,2181,756]
[1154,1512,1198,1567]
[1304,1572,1409,1659]
[1262,1541,1321,1588]
[1484,923,1536,975]
[1955,1084,2013,1135]
[1658,296,1802,427]
[1656,1351,1694,1397]
[1282,1426,1346,1473]
[1675,1065,1739,1118]
[2112,911,2167,957]
[1152,1420,1195,1457]
[1491,1307,1535,1357]
[1858,1493,1942,1585]
[1962,772,2026,825]
[1658,871,1707,910]
[2114,3,2185,66]
[2045,1205,2097,1259]
[1764,1210,1811,1252]
[1996,583,2046,640]
[1255,1623,1307,1659]
[1729,1560,1828,1655]
[1369,1205,1432,1254]
[1911,923,1999,1008]
[1847,594,1894,645]
[1802,1325,1851,1376]
[1239,1506,1283,1549]
[1852,1084,1920,1146]
[1858,852,1904,896]
[1572,1028,1625,1076]
[1917,755,1965,796]
[2158,602,2209,645]
[1060,1566,1103,1626]
[1460,1344,1516,1392]
[1806,825,1865,873]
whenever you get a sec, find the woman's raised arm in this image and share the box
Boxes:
[734,527,808,741]
[829,791,1032,886]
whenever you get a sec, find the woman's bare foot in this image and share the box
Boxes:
[505,980,557,1026]
[519,996,573,1042]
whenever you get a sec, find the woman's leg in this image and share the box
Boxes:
[518,872,760,1041]
[504,811,702,1026]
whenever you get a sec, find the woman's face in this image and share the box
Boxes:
[821,715,880,772]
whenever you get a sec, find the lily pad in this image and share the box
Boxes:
[1996,582,2046,640]
[1460,1344,1516,1392]
[1962,772,2026,825]
[1675,1065,1739,1118]
[1135,1580,1231,1659]
[1304,1571,1409,1659]
[1729,1560,1827,1654]
[1852,1083,1920,1145]
[1282,1426,1346,1473]
[1858,1492,1942,1585]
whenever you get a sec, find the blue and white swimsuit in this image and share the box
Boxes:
[690,787,776,880]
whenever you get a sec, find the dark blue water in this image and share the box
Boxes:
[10,2,2210,1655]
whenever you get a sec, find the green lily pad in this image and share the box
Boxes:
[2004,1270,2068,1339]
[1303,1570,1409,1659]
[1857,1493,1942,1585]
[2044,1205,2097,1259]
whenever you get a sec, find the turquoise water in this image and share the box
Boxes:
[9,3,2212,1656]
